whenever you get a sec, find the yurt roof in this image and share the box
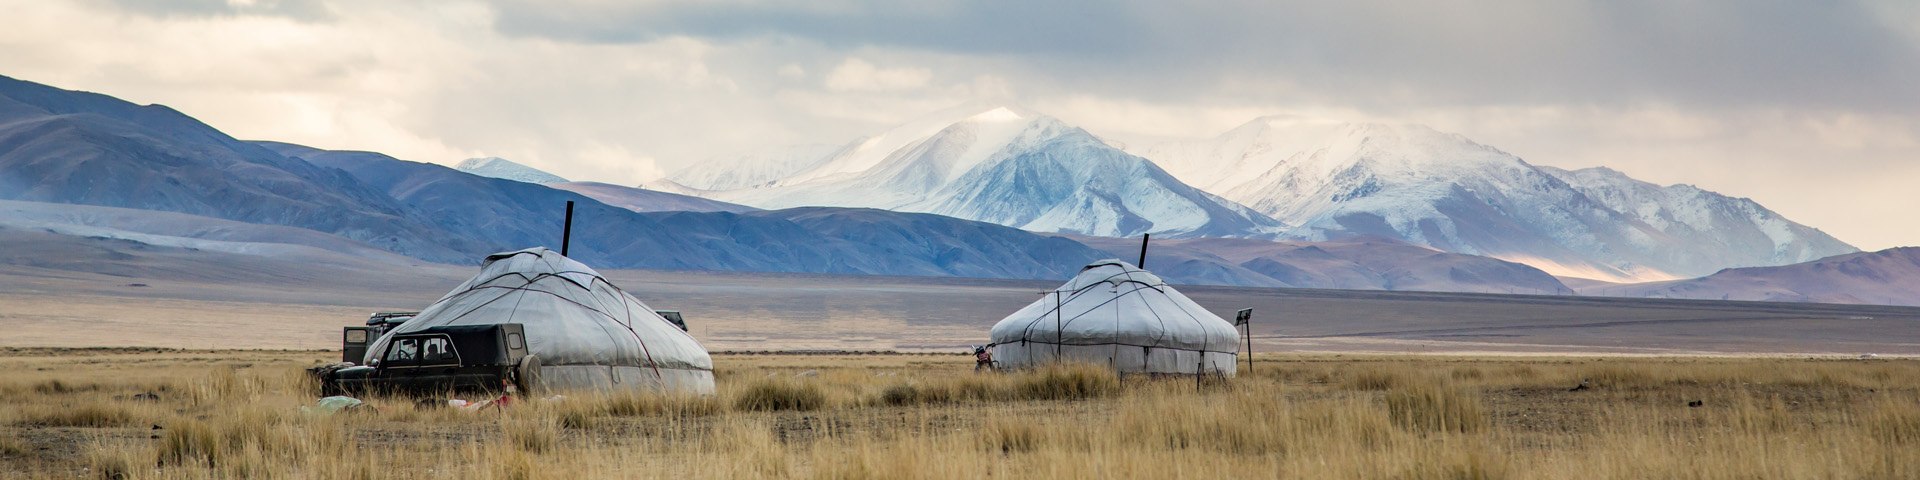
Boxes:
[368,248,711,374]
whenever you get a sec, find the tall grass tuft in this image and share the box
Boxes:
[157,418,221,467]
[83,443,145,480]
[16,402,136,428]
[600,391,723,417]
[1395,447,1510,480]
[878,375,1004,406]
[33,379,91,394]
[1870,396,1920,445]
[1345,368,1407,391]
[1386,381,1486,434]
[733,378,827,412]
[1580,363,1658,389]
[1014,363,1118,401]
[976,419,1044,454]
[707,419,791,477]
[503,417,560,454]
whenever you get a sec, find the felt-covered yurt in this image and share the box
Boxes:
[988,259,1238,376]
[366,248,714,394]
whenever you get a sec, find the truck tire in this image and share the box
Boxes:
[515,354,543,396]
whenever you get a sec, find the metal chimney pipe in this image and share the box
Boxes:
[1137,233,1150,268]
[561,200,574,256]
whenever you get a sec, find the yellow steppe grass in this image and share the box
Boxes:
[0,349,1916,479]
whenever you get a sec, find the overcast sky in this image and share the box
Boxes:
[2,0,1916,249]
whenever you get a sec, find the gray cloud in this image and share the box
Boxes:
[489,0,1920,111]
[3,0,1916,249]
[93,0,335,21]
[491,1,1150,57]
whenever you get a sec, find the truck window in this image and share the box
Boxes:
[387,338,419,363]
[422,337,455,363]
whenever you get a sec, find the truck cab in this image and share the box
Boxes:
[341,312,419,363]
[321,323,538,397]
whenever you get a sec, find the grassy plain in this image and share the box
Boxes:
[2,349,1916,479]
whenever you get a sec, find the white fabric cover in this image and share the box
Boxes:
[989,260,1239,376]
[366,248,714,393]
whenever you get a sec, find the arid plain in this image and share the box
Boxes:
[4,250,1919,478]
[3,255,1916,355]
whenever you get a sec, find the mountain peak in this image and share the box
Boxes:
[1236,114,1339,131]
[454,157,568,184]
[695,104,1281,238]
[966,106,1028,123]
[769,103,1066,188]
[1139,115,1857,281]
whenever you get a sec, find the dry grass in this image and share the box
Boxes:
[875,362,1118,407]
[733,377,829,412]
[12,402,139,428]
[1386,381,1487,434]
[0,350,1916,478]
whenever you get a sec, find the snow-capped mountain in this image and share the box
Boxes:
[263,141,1115,280]
[1539,166,1856,275]
[1069,235,1576,295]
[1135,117,1856,281]
[704,105,1284,238]
[455,157,567,184]
[668,144,838,190]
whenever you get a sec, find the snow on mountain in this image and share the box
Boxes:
[1135,117,1858,281]
[1539,166,1856,273]
[548,181,758,213]
[636,178,708,196]
[260,141,1116,280]
[454,156,568,184]
[705,105,1284,238]
[667,144,837,190]
[1071,235,1575,295]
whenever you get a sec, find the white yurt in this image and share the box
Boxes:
[989,259,1239,376]
[366,247,715,394]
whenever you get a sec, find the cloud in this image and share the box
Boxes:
[93,0,334,21]
[823,58,931,91]
[484,0,1920,112]
[1,0,1916,249]
[486,0,1147,57]
[776,63,806,80]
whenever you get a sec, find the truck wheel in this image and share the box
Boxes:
[515,355,543,396]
